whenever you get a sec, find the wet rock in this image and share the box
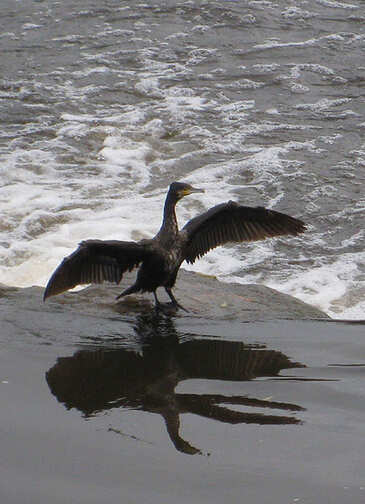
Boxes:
[0,269,328,327]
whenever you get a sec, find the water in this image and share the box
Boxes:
[1,0,365,318]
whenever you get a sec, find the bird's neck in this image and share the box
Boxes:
[157,196,179,242]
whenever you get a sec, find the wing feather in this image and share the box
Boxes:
[182,201,306,264]
[43,239,152,300]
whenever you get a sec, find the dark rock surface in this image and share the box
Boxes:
[0,269,329,326]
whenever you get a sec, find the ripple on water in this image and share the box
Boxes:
[1,0,365,318]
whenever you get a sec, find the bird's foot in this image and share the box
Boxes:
[164,288,189,313]
[173,301,189,313]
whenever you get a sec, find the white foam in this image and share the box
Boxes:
[1,12,363,325]
[22,23,42,30]
[251,64,281,73]
[99,138,153,184]
[281,7,317,19]
[250,31,361,56]
[314,0,358,8]
[295,97,352,111]
[216,79,265,90]
[267,252,365,319]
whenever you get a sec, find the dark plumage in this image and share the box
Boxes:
[43,182,306,310]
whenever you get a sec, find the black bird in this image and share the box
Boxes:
[43,182,306,310]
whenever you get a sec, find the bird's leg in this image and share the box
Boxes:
[165,287,188,312]
[153,291,159,305]
[153,290,161,309]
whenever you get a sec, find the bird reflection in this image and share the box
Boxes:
[46,313,305,455]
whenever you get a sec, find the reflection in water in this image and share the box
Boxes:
[46,314,305,455]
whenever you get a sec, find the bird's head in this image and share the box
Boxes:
[168,182,204,201]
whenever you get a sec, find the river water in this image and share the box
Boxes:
[1,0,365,318]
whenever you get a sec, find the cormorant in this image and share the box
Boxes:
[43,182,306,310]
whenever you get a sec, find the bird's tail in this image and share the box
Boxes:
[116,284,139,300]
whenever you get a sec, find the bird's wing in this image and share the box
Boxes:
[43,239,152,300]
[182,201,306,264]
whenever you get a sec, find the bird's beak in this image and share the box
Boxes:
[187,186,205,194]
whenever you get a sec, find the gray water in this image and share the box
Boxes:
[1,0,365,317]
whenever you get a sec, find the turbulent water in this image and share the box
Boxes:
[1,0,365,318]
